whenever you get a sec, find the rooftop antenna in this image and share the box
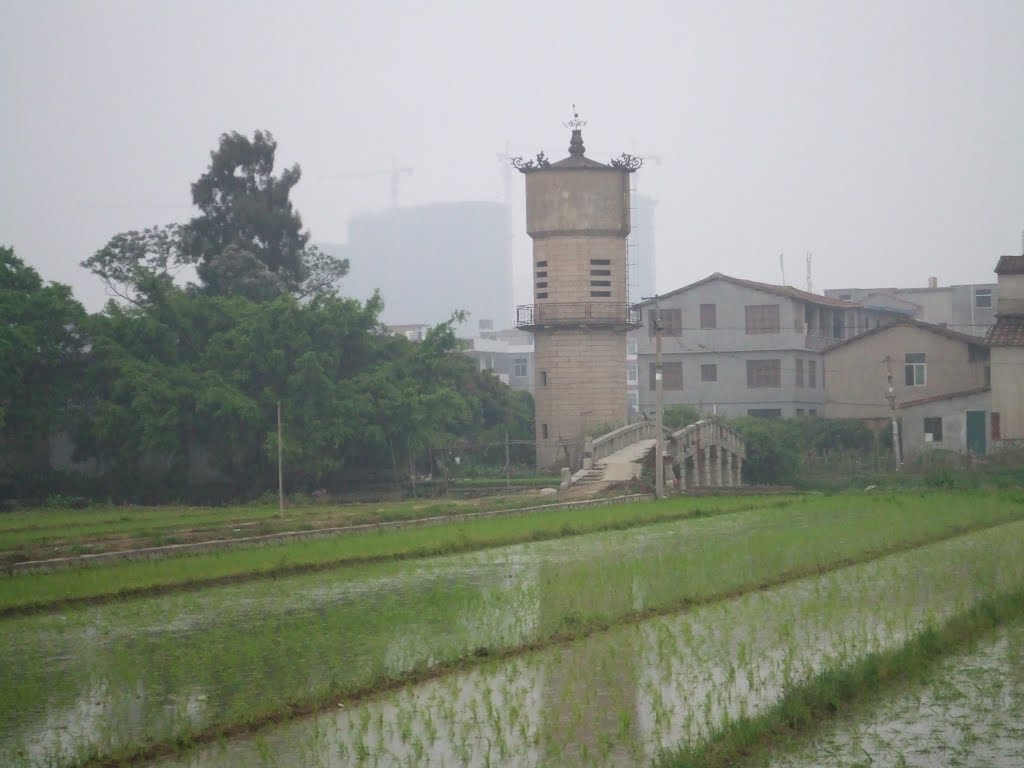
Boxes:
[806,252,813,293]
[779,252,786,286]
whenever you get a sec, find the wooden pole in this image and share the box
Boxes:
[277,400,284,512]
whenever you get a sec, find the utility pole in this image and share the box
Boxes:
[277,401,284,511]
[884,356,903,469]
[642,294,666,499]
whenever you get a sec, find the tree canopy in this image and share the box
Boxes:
[0,247,87,492]
[82,130,349,303]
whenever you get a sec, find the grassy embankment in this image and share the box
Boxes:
[0,495,795,614]
[4,491,1023,767]
[0,489,566,563]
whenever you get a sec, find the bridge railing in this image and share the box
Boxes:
[589,421,659,464]
[670,418,746,459]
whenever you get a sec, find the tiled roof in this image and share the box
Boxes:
[636,272,859,309]
[824,318,989,353]
[995,255,1024,275]
[987,316,1024,346]
[898,387,990,410]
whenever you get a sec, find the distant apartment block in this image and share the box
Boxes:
[824,277,998,337]
[633,273,905,420]
[461,326,535,395]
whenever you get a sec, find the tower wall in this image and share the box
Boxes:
[534,329,626,467]
[521,149,633,469]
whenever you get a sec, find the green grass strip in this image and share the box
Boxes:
[653,590,1024,768]
[0,496,796,616]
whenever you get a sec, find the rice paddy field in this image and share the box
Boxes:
[2,489,1023,767]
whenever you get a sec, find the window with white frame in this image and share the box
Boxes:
[627,338,638,356]
[627,363,638,383]
[905,353,926,386]
[513,358,528,377]
[974,288,993,309]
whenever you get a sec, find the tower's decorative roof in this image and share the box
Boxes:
[512,108,642,173]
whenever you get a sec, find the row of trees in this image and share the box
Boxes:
[1,132,533,502]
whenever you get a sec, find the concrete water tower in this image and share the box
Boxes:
[513,112,642,468]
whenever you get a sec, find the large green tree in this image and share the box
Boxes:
[0,246,87,492]
[82,131,348,303]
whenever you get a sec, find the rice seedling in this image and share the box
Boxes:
[139,517,1024,768]
[2,491,1022,767]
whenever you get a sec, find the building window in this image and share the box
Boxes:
[536,261,547,267]
[541,423,549,439]
[745,304,781,334]
[808,359,817,388]
[700,304,716,329]
[746,359,781,388]
[536,270,547,278]
[590,258,611,265]
[748,408,782,419]
[808,408,818,417]
[648,308,682,337]
[627,363,638,383]
[591,291,611,297]
[905,353,926,386]
[514,358,528,377]
[795,358,804,388]
[537,292,549,299]
[832,314,845,340]
[838,293,852,301]
[985,365,991,387]
[627,338,638,356]
[975,288,993,309]
[536,281,548,288]
[590,269,611,276]
[796,408,805,417]
[591,280,611,287]
[923,416,943,442]
[992,412,1001,440]
[700,363,717,382]
[628,391,639,411]
[649,362,683,390]
[540,371,547,387]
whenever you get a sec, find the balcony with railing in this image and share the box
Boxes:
[516,302,642,331]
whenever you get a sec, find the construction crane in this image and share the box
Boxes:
[314,156,414,209]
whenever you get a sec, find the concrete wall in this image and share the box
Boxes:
[825,325,989,419]
[534,329,627,467]
[899,390,991,460]
[997,274,1024,315]
[525,169,629,237]
[634,279,841,418]
[992,346,1024,440]
[636,349,826,419]
[825,283,999,337]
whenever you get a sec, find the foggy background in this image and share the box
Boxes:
[2,0,1022,324]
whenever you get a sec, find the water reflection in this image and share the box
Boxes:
[150,523,1024,767]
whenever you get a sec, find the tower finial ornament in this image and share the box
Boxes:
[563,104,587,130]
[565,104,587,157]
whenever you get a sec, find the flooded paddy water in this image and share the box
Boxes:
[146,521,1024,768]
[3,503,1023,767]
[759,618,1024,768]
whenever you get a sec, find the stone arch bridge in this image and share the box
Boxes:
[573,418,746,492]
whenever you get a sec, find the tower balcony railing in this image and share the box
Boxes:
[516,302,642,330]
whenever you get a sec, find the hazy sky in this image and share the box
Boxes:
[2,0,1023,315]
